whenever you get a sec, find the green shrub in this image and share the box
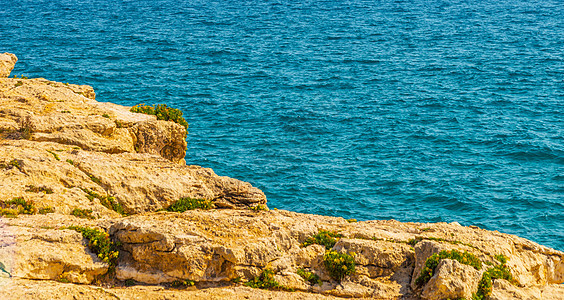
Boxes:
[297,268,322,285]
[244,269,291,291]
[249,204,268,211]
[166,198,214,212]
[39,206,55,214]
[66,159,74,165]
[102,113,110,118]
[0,197,36,215]
[323,250,355,281]
[130,103,188,130]
[473,260,513,299]
[14,81,23,87]
[302,230,342,250]
[67,226,119,267]
[25,185,53,194]
[71,208,94,219]
[170,279,195,288]
[416,250,482,286]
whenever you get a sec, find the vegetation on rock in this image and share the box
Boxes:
[166,197,214,212]
[25,185,53,194]
[71,208,95,219]
[130,103,189,130]
[297,268,322,285]
[416,249,482,286]
[0,197,36,217]
[473,255,513,300]
[170,279,195,288]
[323,250,356,281]
[67,226,119,268]
[302,230,342,250]
[244,269,291,291]
[82,188,126,216]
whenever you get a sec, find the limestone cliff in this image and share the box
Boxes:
[0,54,562,299]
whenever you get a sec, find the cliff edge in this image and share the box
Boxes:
[0,54,562,300]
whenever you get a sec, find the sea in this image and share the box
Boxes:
[1,0,562,251]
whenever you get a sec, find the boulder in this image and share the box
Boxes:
[0,53,17,78]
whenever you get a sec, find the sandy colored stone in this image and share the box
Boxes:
[0,223,108,284]
[0,53,17,78]
[421,259,482,300]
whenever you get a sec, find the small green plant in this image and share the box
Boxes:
[297,268,322,285]
[57,276,70,283]
[231,276,242,284]
[494,254,508,265]
[99,195,126,216]
[66,159,74,165]
[170,279,195,288]
[302,230,342,250]
[130,103,189,131]
[8,159,22,171]
[46,150,60,161]
[102,113,110,118]
[114,120,124,128]
[124,279,136,287]
[71,208,95,219]
[1,197,37,215]
[249,204,268,211]
[473,262,513,300]
[89,175,102,185]
[166,197,214,212]
[14,81,23,87]
[244,269,291,291]
[81,188,126,216]
[0,208,18,218]
[346,218,357,223]
[38,206,55,214]
[323,250,355,281]
[25,185,53,194]
[67,226,119,268]
[416,250,482,286]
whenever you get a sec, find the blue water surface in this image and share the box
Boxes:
[1,0,563,250]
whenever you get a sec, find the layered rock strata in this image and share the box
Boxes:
[1,53,562,299]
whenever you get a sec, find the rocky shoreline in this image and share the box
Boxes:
[1,53,562,299]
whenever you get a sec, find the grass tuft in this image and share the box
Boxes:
[71,208,95,219]
[166,197,214,212]
[302,230,342,250]
[244,269,292,291]
[297,268,322,285]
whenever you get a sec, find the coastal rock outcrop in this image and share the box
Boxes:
[0,53,17,78]
[1,53,562,299]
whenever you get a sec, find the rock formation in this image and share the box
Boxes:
[0,53,562,299]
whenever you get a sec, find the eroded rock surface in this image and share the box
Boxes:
[109,210,564,299]
[0,53,17,78]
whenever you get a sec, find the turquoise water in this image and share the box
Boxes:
[1,0,563,250]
